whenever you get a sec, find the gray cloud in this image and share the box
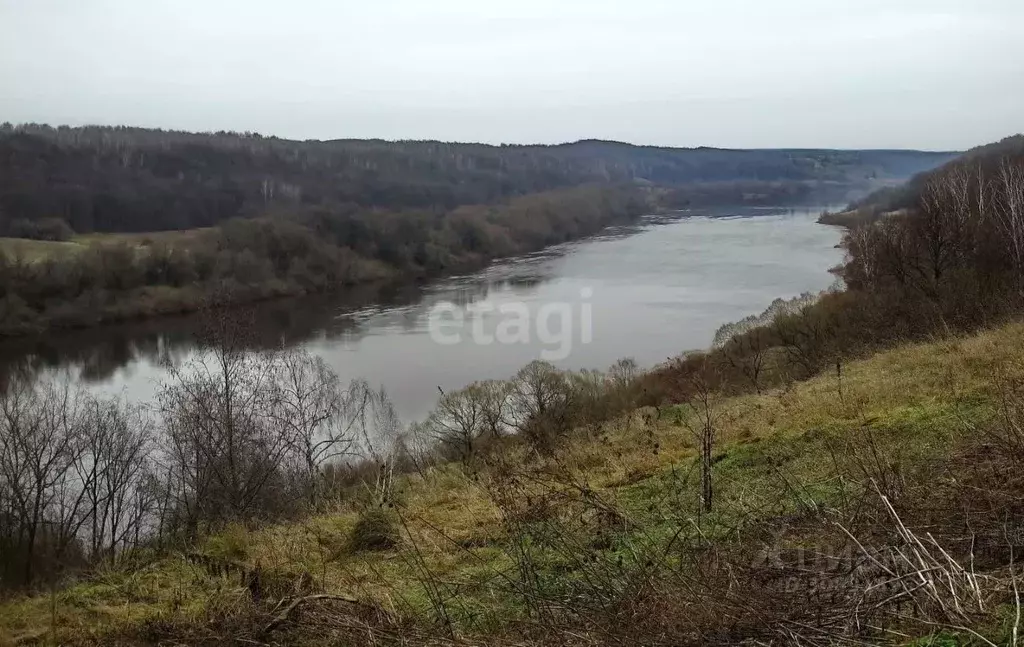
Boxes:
[1,0,1021,149]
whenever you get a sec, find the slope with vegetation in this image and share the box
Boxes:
[2,317,1024,646]
[3,134,1021,645]
[820,133,1024,228]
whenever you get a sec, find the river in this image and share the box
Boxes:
[0,206,844,423]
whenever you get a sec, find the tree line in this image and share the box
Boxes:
[0,184,645,335]
[0,123,953,235]
[823,134,1024,228]
[0,122,956,337]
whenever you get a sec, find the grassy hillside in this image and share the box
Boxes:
[4,322,1024,646]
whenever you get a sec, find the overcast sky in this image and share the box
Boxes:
[1,0,1021,150]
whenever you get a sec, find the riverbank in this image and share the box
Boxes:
[0,207,843,425]
[0,184,648,337]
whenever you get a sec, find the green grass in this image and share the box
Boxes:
[0,229,213,263]
[0,237,85,261]
[4,323,1024,645]
[72,228,213,247]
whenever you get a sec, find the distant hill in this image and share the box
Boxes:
[841,134,1024,218]
[0,123,957,235]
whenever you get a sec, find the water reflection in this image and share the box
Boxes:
[0,205,844,423]
[0,245,577,386]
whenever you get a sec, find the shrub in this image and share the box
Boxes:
[205,523,251,561]
[349,507,401,552]
[8,217,75,241]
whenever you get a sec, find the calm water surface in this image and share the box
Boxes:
[0,206,843,423]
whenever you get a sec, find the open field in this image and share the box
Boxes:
[0,229,213,262]
[71,228,214,247]
[3,322,1023,645]
[0,237,85,261]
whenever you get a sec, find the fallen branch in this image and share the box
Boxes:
[262,593,374,634]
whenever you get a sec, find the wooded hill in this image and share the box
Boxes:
[831,133,1024,222]
[0,123,958,336]
[0,123,956,235]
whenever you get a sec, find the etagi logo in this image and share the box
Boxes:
[427,288,594,361]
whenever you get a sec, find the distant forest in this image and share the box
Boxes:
[0,124,956,235]
[0,124,958,335]
[825,134,1024,226]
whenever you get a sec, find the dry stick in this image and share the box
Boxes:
[1011,537,1022,647]
[877,489,960,615]
[833,523,896,579]
[262,593,371,634]
[889,613,998,647]
[393,505,457,636]
[927,530,983,614]
[838,524,935,630]
[779,619,885,647]
[846,484,1004,644]
[971,532,982,611]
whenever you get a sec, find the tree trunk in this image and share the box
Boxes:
[701,431,713,513]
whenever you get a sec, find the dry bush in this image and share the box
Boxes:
[349,506,401,552]
[964,360,1024,461]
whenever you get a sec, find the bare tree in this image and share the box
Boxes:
[476,380,512,441]
[991,158,1024,294]
[509,362,566,424]
[426,386,484,461]
[843,224,883,288]
[75,397,154,565]
[774,307,835,379]
[912,166,977,296]
[359,385,401,503]
[0,378,89,586]
[680,362,720,514]
[720,327,771,394]
[269,351,362,500]
[608,358,640,388]
[506,361,575,453]
[425,381,509,461]
[159,333,291,528]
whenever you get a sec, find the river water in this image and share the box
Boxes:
[0,206,844,423]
